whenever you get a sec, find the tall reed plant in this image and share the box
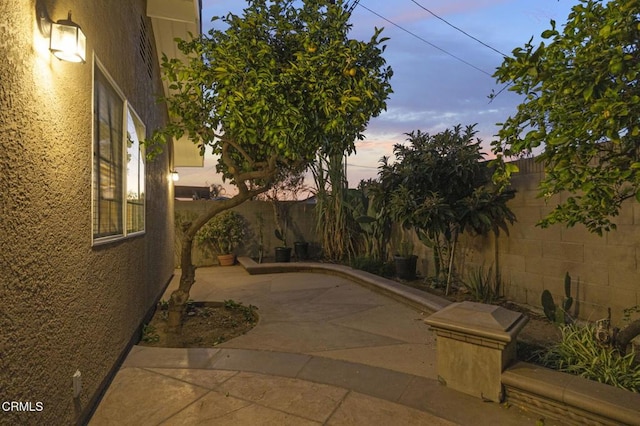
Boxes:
[463,264,501,304]
[311,153,357,262]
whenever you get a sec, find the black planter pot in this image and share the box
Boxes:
[294,241,309,261]
[274,246,292,262]
[394,255,417,280]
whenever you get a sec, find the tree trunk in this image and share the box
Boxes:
[445,230,458,296]
[433,244,441,282]
[615,319,640,355]
[165,235,196,346]
[163,189,266,346]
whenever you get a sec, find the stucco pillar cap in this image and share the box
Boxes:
[425,301,529,344]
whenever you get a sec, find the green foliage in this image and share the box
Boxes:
[224,299,259,323]
[350,256,394,278]
[540,324,640,392]
[423,276,447,290]
[141,324,160,343]
[157,299,170,320]
[463,264,501,304]
[196,210,247,254]
[274,228,287,246]
[541,290,557,323]
[352,179,393,262]
[563,272,574,312]
[149,0,392,189]
[312,153,361,261]
[379,124,516,281]
[623,305,640,324]
[541,272,574,324]
[150,0,392,330]
[492,0,640,235]
[397,240,414,258]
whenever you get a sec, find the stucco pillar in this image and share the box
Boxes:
[425,301,529,402]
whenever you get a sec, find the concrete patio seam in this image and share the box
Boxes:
[323,320,422,344]
[322,389,352,426]
[140,366,242,391]
[159,388,218,425]
[210,388,326,425]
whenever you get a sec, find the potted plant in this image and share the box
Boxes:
[196,210,247,266]
[394,238,417,280]
[268,185,292,262]
[274,228,292,262]
[294,239,309,261]
[257,170,308,263]
[386,185,419,281]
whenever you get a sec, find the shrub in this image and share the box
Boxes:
[463,264,500,304]
[141,324,159,343]
[196,210,247,254]
[350,257,394,278]
[540,324,640,392]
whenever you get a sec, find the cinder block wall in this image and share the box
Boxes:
[175,200,317,266]
[449,158,639,324]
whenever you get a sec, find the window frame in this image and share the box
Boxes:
[125,108,146,236]
[92,59,146,245]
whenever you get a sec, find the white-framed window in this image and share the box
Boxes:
[93,61,145,243]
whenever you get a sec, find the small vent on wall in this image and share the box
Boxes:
[139,16,154,79]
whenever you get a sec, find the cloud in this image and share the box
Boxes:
[378,107,463,124]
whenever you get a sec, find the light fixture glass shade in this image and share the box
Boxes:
[171,171,180,182]
[49,14,86,63]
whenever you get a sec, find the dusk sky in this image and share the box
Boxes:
[177,0,577,191]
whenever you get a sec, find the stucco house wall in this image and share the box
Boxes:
[0,1,175,424]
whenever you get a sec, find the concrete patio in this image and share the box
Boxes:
[89,265,540,425]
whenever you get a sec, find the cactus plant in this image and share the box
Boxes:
[541,272,573,325]
[541,289,556,322]
[562,272,573,324]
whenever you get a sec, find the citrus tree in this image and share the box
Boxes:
[491,0,640,235]
[491,0,640,353]
[150,0,392,333]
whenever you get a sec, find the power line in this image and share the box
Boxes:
[346,0,360,14]
[356,2,494,78]
[409,0,509,58]
[354,2,512,101]
[346,162,378,169]
[488,81,513,104]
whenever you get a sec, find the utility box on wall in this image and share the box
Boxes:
[425,301,529,402]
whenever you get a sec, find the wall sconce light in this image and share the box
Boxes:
[37,6,86,63]
[171,170,180,182]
